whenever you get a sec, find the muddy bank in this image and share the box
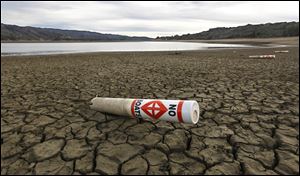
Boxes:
[1,46,299,175]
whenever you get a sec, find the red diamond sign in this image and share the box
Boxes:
[141,101,167,120]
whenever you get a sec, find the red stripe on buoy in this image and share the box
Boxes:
[177,101,184,123]
[131,99,137,118]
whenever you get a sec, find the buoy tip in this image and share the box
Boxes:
[191,102,200,124]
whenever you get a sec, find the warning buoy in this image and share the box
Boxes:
[248,55,275,59]
[90,97,200,124]
[274,50,289,53]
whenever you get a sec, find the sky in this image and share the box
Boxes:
[1,1,299,38]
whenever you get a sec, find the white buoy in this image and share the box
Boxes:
[274,50,289,53]
[248,55,275,59]
[90,97,200,124]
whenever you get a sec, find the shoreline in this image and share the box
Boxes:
[1,45,294,57]
[1,37,297,57]
[157,36,299,45]
[2,36,298,44]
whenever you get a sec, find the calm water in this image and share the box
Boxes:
[1,41,252,56]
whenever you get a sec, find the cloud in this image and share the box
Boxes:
[1,1,299,37]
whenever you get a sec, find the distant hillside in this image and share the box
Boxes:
[157,22,299,40]
[1,23,152,41]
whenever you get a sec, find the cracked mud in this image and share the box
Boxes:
[1,47,299,175]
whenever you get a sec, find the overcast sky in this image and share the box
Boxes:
[1,1,299,38]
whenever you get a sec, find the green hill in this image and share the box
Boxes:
[157,22,299,40]
[1,23,152,41]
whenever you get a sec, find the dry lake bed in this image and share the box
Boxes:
[1,40,299,174]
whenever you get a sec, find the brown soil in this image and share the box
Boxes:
[1,42,299,174]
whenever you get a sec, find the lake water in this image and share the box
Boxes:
[1,41,253,56]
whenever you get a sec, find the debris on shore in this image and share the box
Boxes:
[275,50,289,53]
[248,55,276,59]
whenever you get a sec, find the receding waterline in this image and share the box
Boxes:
[1,41,253,56]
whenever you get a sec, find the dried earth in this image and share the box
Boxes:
[1,45,299,175]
